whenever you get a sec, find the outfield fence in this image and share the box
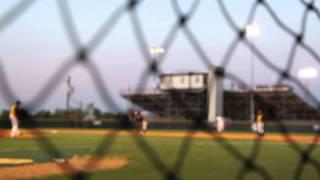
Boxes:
[0,0,320,179]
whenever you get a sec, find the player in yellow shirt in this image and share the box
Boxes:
[9,100,21,138]
[256,110,264,136]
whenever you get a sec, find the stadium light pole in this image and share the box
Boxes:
[246,23,260,122]
[66,75,74,120]
[298,67,319,131]
[149,47,165,90]
[149,47,166,118]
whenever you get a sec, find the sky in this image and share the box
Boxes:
[0,0,319,113]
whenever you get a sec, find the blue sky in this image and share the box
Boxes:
[0,0,319,112]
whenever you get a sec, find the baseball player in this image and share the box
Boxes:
[9,100,21,138]
[216,116,225,133]
[256,110,265,136]
[132,111,148,134]
[127,110,135,121]
[141,115,148,134]
[134,111,143,133]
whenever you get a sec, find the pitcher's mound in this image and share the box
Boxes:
[0,155,127,179]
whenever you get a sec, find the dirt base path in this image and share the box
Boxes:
[0,129,319,143]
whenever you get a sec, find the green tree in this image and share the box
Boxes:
[0,109,9,119]
[33,110,52,119]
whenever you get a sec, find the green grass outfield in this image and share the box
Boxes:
[0,131,319,180]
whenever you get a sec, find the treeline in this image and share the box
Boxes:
[0,108,126,120]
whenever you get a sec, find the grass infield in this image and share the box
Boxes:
[0,129,319,180]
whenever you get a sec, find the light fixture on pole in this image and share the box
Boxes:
[298,67,318,92]
[245,23,260,122]
[246,24,261,38]
[149,47,165,55]
[298,67,318,80]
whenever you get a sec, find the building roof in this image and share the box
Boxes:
[159,72,207,77]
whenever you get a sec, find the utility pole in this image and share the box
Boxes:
[66,75,74,121]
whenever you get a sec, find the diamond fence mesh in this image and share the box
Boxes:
[0,0,320,179]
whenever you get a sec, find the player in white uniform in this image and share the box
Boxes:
[256,110,265,136]
[216,116,225,133]
[9,101,21,138]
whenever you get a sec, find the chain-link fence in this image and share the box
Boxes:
[0,0,320,179]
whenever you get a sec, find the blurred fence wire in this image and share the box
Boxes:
[0,0,320,179]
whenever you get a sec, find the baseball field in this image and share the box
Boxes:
[0,129,319,180]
